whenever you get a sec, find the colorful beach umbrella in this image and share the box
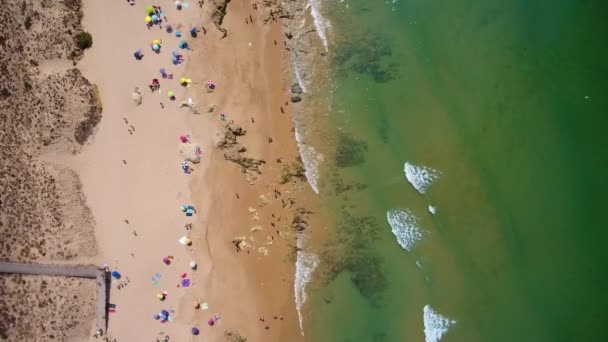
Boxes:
[153,39,161,45]
[146,6,154,14]
[168,91,175,98]
[145,16,152,23]
[192,327,200,335]
[152,44,160,51]
[151,14,159,22]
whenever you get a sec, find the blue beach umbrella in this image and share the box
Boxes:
[152,44,160,51]
[178,41,188,49]
[151,14,159,22]
[111,271,121,279]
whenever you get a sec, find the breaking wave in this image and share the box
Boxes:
[295,236,319,334]
[404,162,441,194]
[308,0,329,51]
[423,305,456,342]
[295,127,322,194]
[387,209,424,251]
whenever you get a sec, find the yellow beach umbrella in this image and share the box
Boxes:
[153,39,161,45]
[145,16,152,23]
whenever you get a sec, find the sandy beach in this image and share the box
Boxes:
[71,0,312,340]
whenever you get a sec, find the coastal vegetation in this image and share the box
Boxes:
[75,31,93,50]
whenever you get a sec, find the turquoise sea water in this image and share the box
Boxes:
[304,1,608,341]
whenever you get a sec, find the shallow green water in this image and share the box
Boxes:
[305,1,608,341]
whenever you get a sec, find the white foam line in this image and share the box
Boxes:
[308,0,329,51]
[404,162,441,194]
[386,209,424,251]
[423,305,456,342]
[295,127,322,194]
[294,236,319,335]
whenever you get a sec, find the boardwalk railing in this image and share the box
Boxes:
[0,261,109,334]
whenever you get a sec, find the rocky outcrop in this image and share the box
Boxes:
[291,207,312,232]
[215,122,246,149]
[289,83,303,103]
[209,0,229,38]
[216,122,265,176]
[257,0,293,23]
[290,83,303,94]
[280,161,307,184]
[224,149,265,173]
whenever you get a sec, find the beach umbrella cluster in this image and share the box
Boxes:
[127,3,222,338]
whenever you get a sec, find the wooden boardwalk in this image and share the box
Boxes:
[0,261,109,335]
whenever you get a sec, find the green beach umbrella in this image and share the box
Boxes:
[168,91,175,98]
[146,6,154,14]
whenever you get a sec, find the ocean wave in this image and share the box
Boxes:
[294,62,308,93]
[423,305,456,342]
[295,237,319,335]
[386,209,424,251]
[308,0,329,51]
[404,162,441,194]
[295,127,322,194]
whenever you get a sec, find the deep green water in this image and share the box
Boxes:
[304,1,608,341]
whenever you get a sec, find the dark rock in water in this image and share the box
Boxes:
[335,133,368,167]
[318,211,387,303]
[290,83,303,94]
[285,32,293,39]
[290,95,302,103]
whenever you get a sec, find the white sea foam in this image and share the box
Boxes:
[294,62,308,93]
[428,205,437,215]
[295,237,319,335]
[423,305,456,342]
[404,162,441,194]
[308,0,329,51]
[386,209,424,251]
[295,127,322,194]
